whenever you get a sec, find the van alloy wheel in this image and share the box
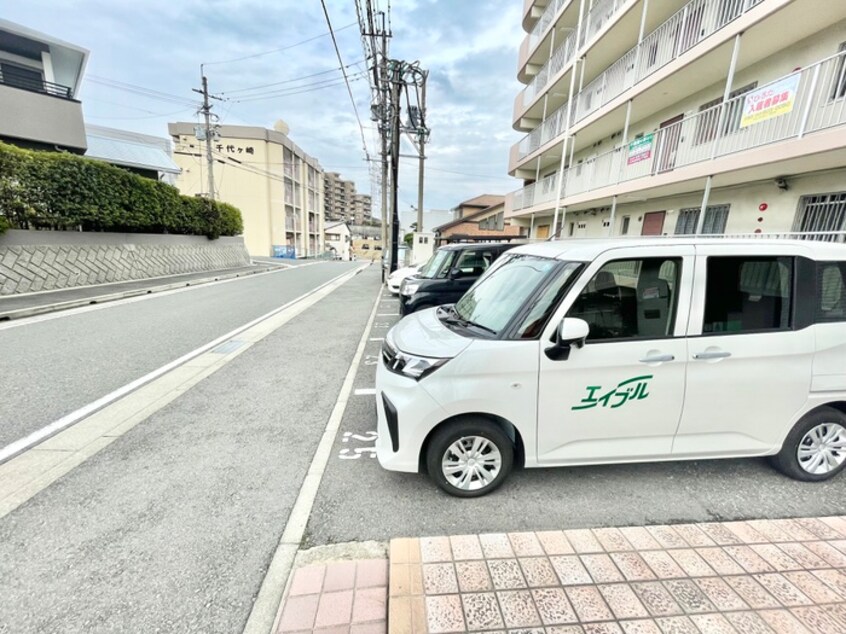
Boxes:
[771,407,846,482]
[797,423,846,475]
[442,436,502,491]
[427,418,514,497]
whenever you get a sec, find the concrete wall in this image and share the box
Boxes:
[0,230,250,295]
[0,84,86,152]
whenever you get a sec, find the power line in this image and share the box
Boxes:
[231,72,368,103]
[220,61,364,95]
[86,76,196,107]
[320,0,370,162]
[203,22,357,66]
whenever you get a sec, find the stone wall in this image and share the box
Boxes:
[0,230,251,295]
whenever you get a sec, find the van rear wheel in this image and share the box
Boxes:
[771,407,846,482]
[426,418,513,498]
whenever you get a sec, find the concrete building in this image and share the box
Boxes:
[324,172,371,223]
[352,194,372,225]
[85,125,180,181]
[169,121,325,258]
[0,19,88,153]
[507,0,846,240]
[324,221,351,261]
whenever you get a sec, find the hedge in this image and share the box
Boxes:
[0,141,242,239]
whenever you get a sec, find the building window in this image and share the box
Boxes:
[723,83,758,135]
[703,257,793,334]
[568,222,575,237]
[793,192,846,240]
[832,43,846,100]
[675,205,730,235]
[620,216,631,235]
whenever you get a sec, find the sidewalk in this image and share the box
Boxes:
[0,263,286,320]
[274,515,846,633]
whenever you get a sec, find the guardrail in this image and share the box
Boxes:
[0,72,72,99]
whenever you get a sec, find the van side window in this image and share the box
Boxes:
[817,261,846,323]
[567,258,681,341]
[703,257,793,334]
[452,250,491,278]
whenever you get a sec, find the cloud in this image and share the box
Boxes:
[3,0,526,211]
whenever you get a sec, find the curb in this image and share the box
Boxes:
[0,265,280,322]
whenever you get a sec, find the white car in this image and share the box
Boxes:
[386,264,422,295]
[375,237,846,497]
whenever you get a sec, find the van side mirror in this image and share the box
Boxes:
[545,318,590,361]
[447,267,460,280]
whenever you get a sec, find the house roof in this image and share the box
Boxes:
[325,221,350,231]
[457,194,505,209]
[85,127,180,174]
[432,202,505,233]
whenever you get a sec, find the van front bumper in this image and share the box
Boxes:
[375,358,448,473]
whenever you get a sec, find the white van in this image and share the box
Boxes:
[375,238,846,497]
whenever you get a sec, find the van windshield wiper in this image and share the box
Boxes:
[440,305,497,336]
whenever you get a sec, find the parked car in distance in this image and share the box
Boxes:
[387,264,423,295]
[398,242,517,316]
[376,237,846,497]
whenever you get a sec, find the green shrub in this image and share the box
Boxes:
[0,141,243,238]
[0,215,9,234]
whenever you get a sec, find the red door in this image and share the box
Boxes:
[641,211,666,236]
[656,114,684,173]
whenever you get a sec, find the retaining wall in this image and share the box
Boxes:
[0,230,251,295]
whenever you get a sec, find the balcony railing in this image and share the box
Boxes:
[511,52,846,212]
[527,0,570,52]
[522,29,578,107]
[0,71,72,99]
[515,0,767,165]
[518,99,572,159]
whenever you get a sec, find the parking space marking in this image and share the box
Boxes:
[354,388,376,396]
[369,338,384,342]
[376,313,396,316]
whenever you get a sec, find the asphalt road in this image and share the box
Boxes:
[0,264,379,634]
[305,292,846,546]
[0,261,362,449]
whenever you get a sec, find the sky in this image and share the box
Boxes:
[4,0,527,217]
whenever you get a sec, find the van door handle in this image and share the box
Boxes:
[639,354,675,364]
[693,350,732,360]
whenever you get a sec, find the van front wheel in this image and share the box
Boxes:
[427,419,514,497]
[771,407,846,481]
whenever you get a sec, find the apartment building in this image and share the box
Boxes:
[169,121,325,258]
[352,194,373,224]
[324,172,372,223]
[506,0,846,240]
[0,19,88,153]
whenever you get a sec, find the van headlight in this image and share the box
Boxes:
[382,340,448,380]
[401,281,420,297]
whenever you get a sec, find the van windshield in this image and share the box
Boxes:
[417,249,455,279]
[452,254,579,336]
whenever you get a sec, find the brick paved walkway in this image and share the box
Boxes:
[272,517,846,633]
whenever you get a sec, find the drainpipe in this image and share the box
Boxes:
[694,175,713,235]
[608,195,618,236]
[711,33,743,160]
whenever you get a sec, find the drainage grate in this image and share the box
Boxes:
[211,340,246,354]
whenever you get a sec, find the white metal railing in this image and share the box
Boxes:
[528,0,569,51]
[518,0,765,165]
[580,0,628,47]
[510,52,846,212]
[518,98,572,158]
[523,29,578,107]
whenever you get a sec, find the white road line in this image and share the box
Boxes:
[376,313,396,316]
[247,285,384,634]
[0,264,305,331]
[368,337,384,341]
[354,388,377,396]
[0,267,363,464]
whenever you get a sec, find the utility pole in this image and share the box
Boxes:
[389,62,402,274]
[416,70,428,233]
[192,71,223,200]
